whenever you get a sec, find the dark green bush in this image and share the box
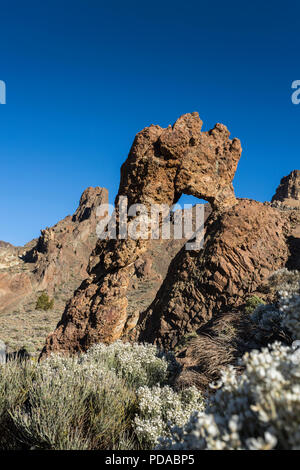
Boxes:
[35,292,54,311]
[245,295,265,315]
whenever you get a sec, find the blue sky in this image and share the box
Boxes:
[0,0,299,245]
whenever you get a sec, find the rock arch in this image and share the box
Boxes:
[40,112,242,357]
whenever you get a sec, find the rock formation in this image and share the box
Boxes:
[0,241,13,248]
[0,187,107,352]
[41,112,242,356]
[23,186,108,293]
[272,170,300,209]
[40,112,300,359]
[137,199,300,349]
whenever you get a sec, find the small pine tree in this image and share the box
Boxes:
[36,292,54,311]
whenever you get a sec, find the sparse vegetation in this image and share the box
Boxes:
[35,292,54,311]
[158,342,300,450]
[158,269,300,450]
[0,270,299,450]
[175,331,198,350]
[244,295,265,314]
[0,342,202,450]
[0,278,81,354]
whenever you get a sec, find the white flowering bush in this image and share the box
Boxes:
[134,385,204,448]
[1,269,300,451]
[250,269,300,342]
[83,340,178,387]
[0,341,181,450]
[278,278,300,341]
[250,304,284,343]
[158,342,300,450]
[268,268,300,295]
[159,270,300,451]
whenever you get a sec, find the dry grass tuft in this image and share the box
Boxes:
[175,312,253,391]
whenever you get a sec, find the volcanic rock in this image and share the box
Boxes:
[0,241,13,248]
[272,170,300,209]
[41,117,300,359]
[137,199,300,349]
[41,112,242,356]
[23,187,108,292]
[0,187,107,352]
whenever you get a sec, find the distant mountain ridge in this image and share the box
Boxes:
[0,241,13,248]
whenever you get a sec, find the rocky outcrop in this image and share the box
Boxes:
[0,243,33,311]
[272,170,300,209]
[41,112,242,356]
[40,113,300,359]
[137,199,300,349]
[123,204,212,338]
[23,187,108,293]
[0,187,107,352]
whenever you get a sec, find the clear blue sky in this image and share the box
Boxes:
[0,0,299,245]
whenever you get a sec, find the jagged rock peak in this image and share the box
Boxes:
[72,187,108,223]
[272,170,300,208]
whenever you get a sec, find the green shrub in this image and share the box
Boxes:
[35,292,54,311]
[245,295,265,314]
[175,331,198,350]
[10,355,136,450]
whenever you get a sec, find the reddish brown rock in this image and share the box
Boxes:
[24,187,108,293]
[0,187,107,316]
[272,170,300,209]
[0,271,32,312]
[137,199,300,349]
[40,112,242,357]
[41,117,300,359]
